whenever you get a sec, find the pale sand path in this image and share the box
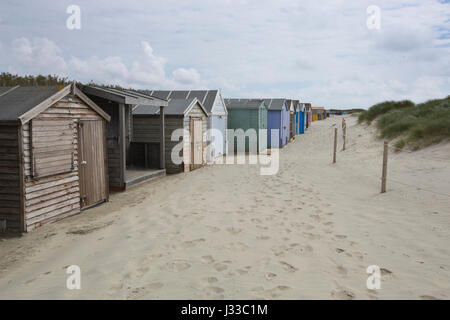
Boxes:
[0,115,449,299]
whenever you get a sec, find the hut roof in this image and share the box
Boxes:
[133,97,208,116]
[224,99,266,110]
[263,98,287,111]
[80,85,168,107]
[0,86,61,121]
[141,90,223,114]
[0,84,110,123]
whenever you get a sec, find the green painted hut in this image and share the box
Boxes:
[224,99,268,153]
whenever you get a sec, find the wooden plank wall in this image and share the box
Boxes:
[23,95,103,231]
[133,115,184,173]
[0,124,21,232]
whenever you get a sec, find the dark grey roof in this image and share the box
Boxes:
[80,86,168,106]
[263,98,286,111]
[132,105,160,115]
[144,90,171,100]
[142,90,221,113]
[169,91,190,99]
[224,99,266,109]
[0,86,61,121]
[134,97,207,116]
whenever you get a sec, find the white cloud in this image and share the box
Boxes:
[9,37,67,75]
[4,37,203,89]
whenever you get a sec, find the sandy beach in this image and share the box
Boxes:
[0,115,449,300]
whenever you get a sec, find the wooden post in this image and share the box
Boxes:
[159,105,165,170]
[333,128,337,163]
[342,118,346,151]
[381,141,388,193]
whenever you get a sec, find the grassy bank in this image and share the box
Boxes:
[358,97,450,151]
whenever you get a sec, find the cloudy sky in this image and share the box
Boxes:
[0,0,449,109]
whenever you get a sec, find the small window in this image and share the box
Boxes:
[30,119,75,178]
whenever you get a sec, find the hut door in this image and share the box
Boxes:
[190,118,203,170]
[78,120,107,209]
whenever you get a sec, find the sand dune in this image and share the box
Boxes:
[0,115,449,299]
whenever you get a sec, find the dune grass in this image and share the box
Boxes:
[358,97,450,151]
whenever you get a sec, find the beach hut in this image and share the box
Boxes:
[305,103,312,128]
[264,99,289,148]
[312,106,325,121]
[143,90,227,163]
[224,99,268,153]
[297,102,305,134]
[0,84,111,232]
[80,85,168,190]
[287,99,295,141]
[133,98,208,173]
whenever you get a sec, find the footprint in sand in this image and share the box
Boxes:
[264,285,291,298]
[204,277,218,284]
[226,227,242,235]
[164,261,191,272]
[180,238,205,249]
[279,261,298,273]
[331,288,355,300]
[225,242,249,251]
[235,269,248,275]
[201,255,215,264]
[303,232,321,240]
[213,263,228,272]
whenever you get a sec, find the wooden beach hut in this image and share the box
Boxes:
[132,98,208,173]
[264,99,289,148]
[0,84,111,232]
[305,103,312,128]
[224,99,268,153]
[80,85,168,190]
[143,90,227,163]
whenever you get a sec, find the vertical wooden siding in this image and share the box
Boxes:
[0,124,21,232]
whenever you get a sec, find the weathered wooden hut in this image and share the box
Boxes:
[132,98,208,173]
[0,84,111,232]
[143,90,227,163]
[80,86,168,190]
[264,99,289,148]
[224,99,268,153]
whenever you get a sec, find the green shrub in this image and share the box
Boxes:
[360,97,450,150]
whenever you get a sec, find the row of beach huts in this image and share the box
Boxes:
[0,83,327,233]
